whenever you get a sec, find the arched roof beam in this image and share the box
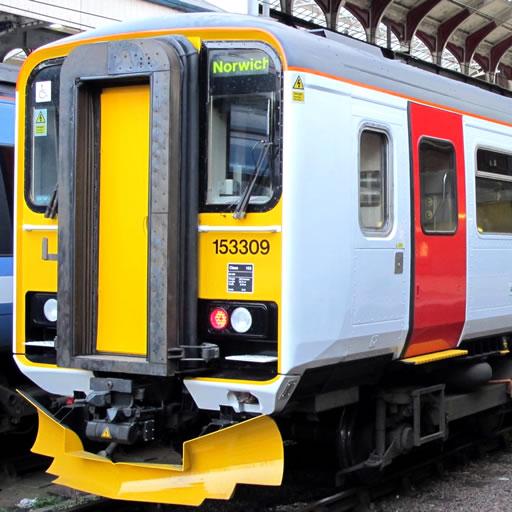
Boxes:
[405,0,443,49]
[288,0,328,27]
[315,0,344,30]
[473,52,490,73]
[499,63,512,82]
[490,34,512,74]
[367,0,395,44]
[343,2,370,36]
[416,29,435,53]
[446,41,463,64]
[434,8,471,65]
[463,21,496,73]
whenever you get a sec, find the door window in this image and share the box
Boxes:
[419,138,457,234]
[359,129,390,233]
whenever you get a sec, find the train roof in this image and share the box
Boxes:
[48,12,512,127]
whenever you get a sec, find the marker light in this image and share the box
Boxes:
[230,307,252,333]
[43,298,58,323]
[210,307,229,330]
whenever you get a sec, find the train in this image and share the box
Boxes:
[13,11,512,506]
[0,65,15,354]
[0,63,35,435]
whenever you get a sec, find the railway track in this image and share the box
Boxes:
[299,423,512,511]
[0,452,47,481]
[27,495,148,512]
[15,413,512,512]
[58,501,145,512]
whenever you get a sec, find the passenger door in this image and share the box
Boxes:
[405,102,466,358]
[349,97,411,358]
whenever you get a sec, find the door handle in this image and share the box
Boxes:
[42,237,57,261]
[394,251,404,274]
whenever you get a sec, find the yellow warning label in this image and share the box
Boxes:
[101,426,112,440]
[34,108,47,137]
[292,91,304,102]
[292,75,304,90]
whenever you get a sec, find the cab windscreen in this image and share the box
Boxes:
[204,46,281,215]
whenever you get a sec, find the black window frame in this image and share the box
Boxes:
[419,137,458,236]
[475,146,512,235]
[24,58,63,214]
[199,41,283,214]
[358,126,392,235]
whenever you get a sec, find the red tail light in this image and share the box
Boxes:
[209,307,229,330]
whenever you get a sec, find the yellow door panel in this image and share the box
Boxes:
[96,85,150,356]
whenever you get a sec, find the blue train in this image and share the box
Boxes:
[0,64,35,434]
[0,64,15,352]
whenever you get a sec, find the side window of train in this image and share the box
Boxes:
[0,147,12,256]
[475,148,512,234]
[419,138,457,234]
[359,129,390,234]
[26,61,61,212]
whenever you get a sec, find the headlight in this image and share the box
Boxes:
[230,307,252,333]
[43,298,58,323]
[201,300,277,339]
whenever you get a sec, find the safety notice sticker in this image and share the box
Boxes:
[34,109,47,137]
[292,75,305,102]
[228,263,254,293]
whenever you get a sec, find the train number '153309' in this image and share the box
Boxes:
[212,239,270,255]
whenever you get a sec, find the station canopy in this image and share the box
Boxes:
[2,0,512,87]
[269,0,512,88]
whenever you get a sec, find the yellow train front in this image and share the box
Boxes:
[16,9,512,508]
[16,14,288,506]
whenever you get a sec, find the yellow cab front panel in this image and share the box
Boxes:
[15,19,287,506]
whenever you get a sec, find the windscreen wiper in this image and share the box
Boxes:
[233,141,272,220]
[44,185,58,219]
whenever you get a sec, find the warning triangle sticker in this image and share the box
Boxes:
[36,111,46,123]
[292,76,304,90]
[101,426,112,439]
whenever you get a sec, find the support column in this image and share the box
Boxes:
[280,0,293,13]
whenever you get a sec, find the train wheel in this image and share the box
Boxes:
[337,405,374,474]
